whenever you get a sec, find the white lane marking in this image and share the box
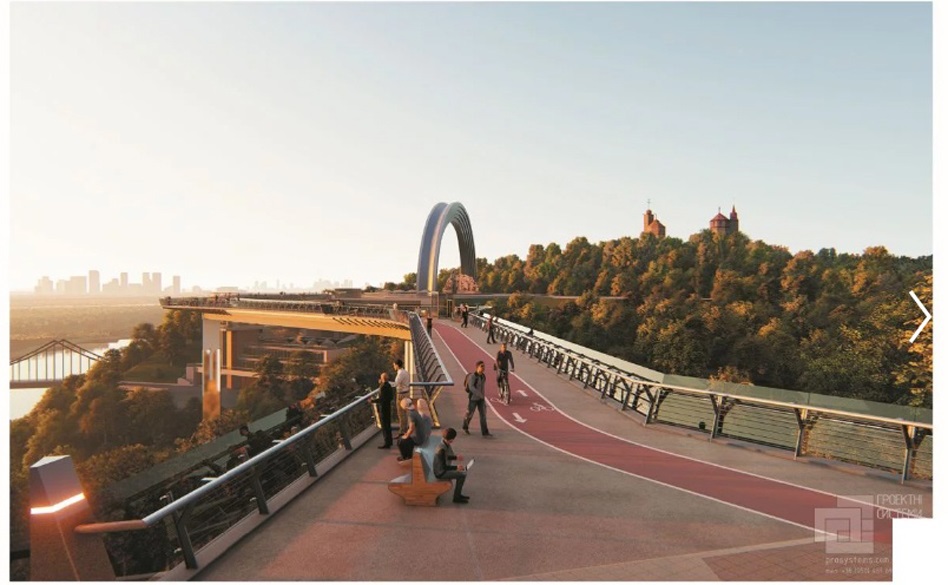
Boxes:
[512,413,527,423]
[517,390,528,397]
[436,326,922,521]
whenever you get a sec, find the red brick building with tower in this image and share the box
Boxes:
[643,208,666,238]
[710,206,740,235]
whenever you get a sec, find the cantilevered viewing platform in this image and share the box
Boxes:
[191,319,930,581]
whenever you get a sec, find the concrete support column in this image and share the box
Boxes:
[405,340,415,399]
[29,456,114,581]
[202,348,222,421]
[202,317,223,421]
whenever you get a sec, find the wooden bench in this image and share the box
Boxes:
[388,440,452,506]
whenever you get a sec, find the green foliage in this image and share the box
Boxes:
[76,444,164,508]
[9,305,208,577]
[314,337,399,408]
[286,350,320,401]
[451,231,931,405]
[176,408,245,452]
[123,354,183,383]
[157,309,202,366]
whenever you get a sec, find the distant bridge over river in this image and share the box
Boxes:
[9,339,102,389]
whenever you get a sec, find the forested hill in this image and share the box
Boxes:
[465,229,932,408]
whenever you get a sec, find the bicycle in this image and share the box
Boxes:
[496,369,511,405]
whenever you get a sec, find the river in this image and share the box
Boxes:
[8,339,131,420]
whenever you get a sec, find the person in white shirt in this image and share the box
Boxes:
[393,359,411,434]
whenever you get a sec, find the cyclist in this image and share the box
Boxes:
[493,342,515,404]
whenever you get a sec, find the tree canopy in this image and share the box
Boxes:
[464,230,930,407]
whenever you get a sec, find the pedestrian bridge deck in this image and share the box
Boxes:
[196,321,931,581]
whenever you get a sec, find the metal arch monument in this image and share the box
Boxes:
[416,202,476,292]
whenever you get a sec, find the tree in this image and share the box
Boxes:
[895,272,935,408]
[158,326,187,366]
[123,389,194,447]
[122,322,159,369]
[236,385,287,420]
[22,408,76,469]
[177,409,245,452]
[286,350,320,402]
[315,337,396,408]
[76,444,161,507]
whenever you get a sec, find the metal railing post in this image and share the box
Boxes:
[300,439,318,478]
[793,408,808,459]
[171,503,198,570]
[645,387,662,425]
[901,425,916,484]
[709,396,721,439]
[250,467,270,515]
[339,417,353,451]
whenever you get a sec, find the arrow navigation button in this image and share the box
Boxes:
[909,290,932,344]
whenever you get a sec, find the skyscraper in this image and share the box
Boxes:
[88,270,100,295]
[173,275,181,295]
[34,276,54,294]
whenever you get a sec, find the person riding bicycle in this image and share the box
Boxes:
[494,342,515,401]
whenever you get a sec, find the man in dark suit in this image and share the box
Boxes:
[374,372,395,449]
[434,427,469,504]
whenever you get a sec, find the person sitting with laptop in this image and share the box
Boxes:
[433,427,472,504]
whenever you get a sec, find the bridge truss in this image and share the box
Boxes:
[9,339,102,389]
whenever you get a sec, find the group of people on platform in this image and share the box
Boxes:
[223,310,517,506]
[373,356,480,503]
[372,333,517,504]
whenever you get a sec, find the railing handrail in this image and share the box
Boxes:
[407,312,453,388]
[76,390,379,533]
[473,313,933,431]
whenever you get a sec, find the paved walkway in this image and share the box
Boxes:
[198,320,930,581]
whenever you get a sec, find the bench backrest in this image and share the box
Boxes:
[414,440,441,483]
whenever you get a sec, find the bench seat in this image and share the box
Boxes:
[388,440,452,506]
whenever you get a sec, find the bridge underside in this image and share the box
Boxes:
[202,310,411,340]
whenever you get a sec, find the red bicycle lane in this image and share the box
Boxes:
[436,324,892,544]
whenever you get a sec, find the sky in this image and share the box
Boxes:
[7,1,934,293]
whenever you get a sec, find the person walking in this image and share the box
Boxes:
[434,427,470,504]
[374,372,395,449]
[486,314,496,344]
[462,361,492,437]
[393,359,411,435]
[461,304,469,328]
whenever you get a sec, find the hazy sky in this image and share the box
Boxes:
[8,1,933,292]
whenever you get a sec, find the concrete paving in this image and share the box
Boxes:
[197,319,930,581]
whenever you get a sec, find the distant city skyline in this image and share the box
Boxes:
[8,2,933,293]
[18,269,357,296]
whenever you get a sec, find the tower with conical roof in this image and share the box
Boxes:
[710,206,739,235]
